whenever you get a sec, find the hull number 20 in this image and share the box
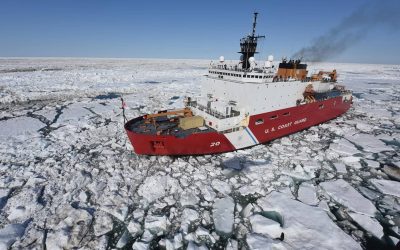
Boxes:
[210,141,221,147]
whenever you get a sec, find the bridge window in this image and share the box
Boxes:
[283,112,290,116]
[270,115,278,120]
[255,119,264,125]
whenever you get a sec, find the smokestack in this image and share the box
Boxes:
[292,0,400,62]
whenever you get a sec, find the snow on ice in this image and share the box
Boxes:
[0,59,399,249]
[257,191,362,250]
[348,212,384,239]
[212,197,234,235]
[320,179,377,216]
[370,178,400,198]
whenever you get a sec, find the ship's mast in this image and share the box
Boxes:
[239,12,265,70]
[252,12,258,37]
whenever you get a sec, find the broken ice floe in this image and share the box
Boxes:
[320,179,377,216]
[257,191,362,249]
[370,178,400,198]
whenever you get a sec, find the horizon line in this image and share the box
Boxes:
[0,56,398,66]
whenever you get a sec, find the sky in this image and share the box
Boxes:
[0,0,399,64]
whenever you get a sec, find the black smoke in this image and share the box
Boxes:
[292,0,400,62]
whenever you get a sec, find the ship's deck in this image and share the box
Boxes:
[125,116,215,138]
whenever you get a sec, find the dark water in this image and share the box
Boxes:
[144,80,161,84]
[95,92,120,100]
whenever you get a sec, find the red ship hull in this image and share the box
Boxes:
[125,96,351,155]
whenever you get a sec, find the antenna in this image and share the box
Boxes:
[252,12,258,38]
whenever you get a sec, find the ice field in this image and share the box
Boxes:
[0,58,399,249]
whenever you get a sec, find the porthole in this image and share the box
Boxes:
[255,119,264,125]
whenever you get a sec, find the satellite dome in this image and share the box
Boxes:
[219,56,225,63]
[268,55,274,62]
[249,57,255,62]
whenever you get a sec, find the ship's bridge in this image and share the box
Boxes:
[207,62,275,84]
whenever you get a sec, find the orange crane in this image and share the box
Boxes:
[311,70,337,82]
[144,108,193,124]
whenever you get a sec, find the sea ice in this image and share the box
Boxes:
[187,241,208,250]
[144,215,168,235]
[132,241,149,250]
[370,179,400,198]
[297,182,319,206]
[226,239,239,250]
[93,211,114,236]
[363,159,380,169]
[349,212,384,239]
[333,162,347,174]
[56,102,94,126]
[46,207,93,249]
[212,196,234,235]
[249,214,282,238]
[0,116,44,138]
[329,138,360,156]
[211,179,232,195]
[199,185,216,202]
[382,166,400,181]
[345,133,394,153]
[245,233,289,250]
[1,59,398,248]
[127,220,143,238]
[0,223,27,249]
[180,189,200,206]
[181,208,199,233]
[257,191,362,249]
[320,179,377,216]
[194,226,215,244]
[4,187,44,222]
[116,230,130,248]
[341,156,362,169]
[138,175,180,203]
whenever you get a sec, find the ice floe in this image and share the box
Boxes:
[257,191,362,249]
[249,214,282,238]
[0,223,27,249]
[0,116,45,138]
[348,212,384,239]
[370,178,400,198]
[297,182,319,206]
[212,197,234,235]
[320,179,377,216]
